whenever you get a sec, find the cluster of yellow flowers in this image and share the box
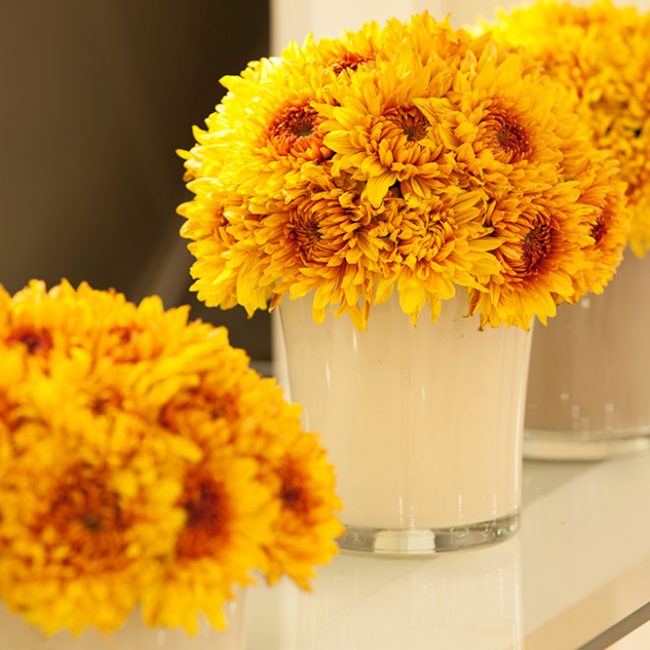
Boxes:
[488,0,650,256]
[0,281,342,635]
[180,13,629,330]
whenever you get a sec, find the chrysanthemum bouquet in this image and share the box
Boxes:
[487,0,650,257]
[180,13,630,330]
[0,280,342,636]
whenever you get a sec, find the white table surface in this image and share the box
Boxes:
[245,455,650,650]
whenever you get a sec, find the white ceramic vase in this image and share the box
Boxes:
[525,254,650,460]
[1,600,245,650]
[280,292,532,554]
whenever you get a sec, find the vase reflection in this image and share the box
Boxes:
[247,538,522,650]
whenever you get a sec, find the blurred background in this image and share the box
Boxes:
[0,0,271,361]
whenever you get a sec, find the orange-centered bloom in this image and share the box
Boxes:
[179,12,629,330]
[0,280,342,635]
[487,0,650,256]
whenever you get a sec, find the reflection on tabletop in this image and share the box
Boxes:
[247,455,650,650]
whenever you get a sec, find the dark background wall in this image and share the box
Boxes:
[0,0,271,361]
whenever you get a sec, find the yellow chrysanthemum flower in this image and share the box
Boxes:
[487,0,650,255]
[263,430,343,589]
[378,191,501,324]
[140,456,275,633]
[469,184,591,328]
[180,13,629,330]
[0,280,341,636]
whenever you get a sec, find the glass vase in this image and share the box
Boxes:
[280,292,532,555]
[2,599,245,650]
[525,254,650,460]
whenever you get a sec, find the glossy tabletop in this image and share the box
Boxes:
[246,455,650,649]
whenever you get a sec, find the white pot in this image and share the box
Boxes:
[1,599,245,650]
[525,254,650,460]
[280,292,532,554]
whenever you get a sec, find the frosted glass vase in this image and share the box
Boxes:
[525,254,650,460]
[2,600,245,650]
[280,293,532,555]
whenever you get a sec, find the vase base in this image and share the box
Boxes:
[524,429,650,461]
[338,512,519,556]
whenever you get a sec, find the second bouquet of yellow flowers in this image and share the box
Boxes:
[487,0,650,459]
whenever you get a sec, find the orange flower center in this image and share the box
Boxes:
[41,469,129,570]
[108,325,138,345]
[177,474,225,559]
[289,212,323,264]
[386,105,429,142]
[7,327,53,355]
[160,388,239,438]
[0,389,14,423]
[590,210,609,245]
[268,104,322,156]
[485,108,530,162]
[329,52,370,75]
[279,465,309,516]
[103,324,150,363]
[522,219,553,274]
[90,387,123,415]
